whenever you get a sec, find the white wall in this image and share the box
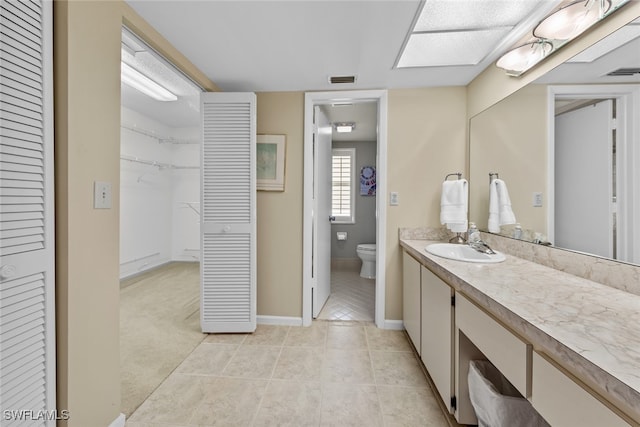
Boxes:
[171,127,201,262]
[120,107,200,278]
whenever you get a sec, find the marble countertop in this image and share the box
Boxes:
[400,239,640,423]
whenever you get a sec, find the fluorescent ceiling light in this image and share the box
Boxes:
[414,0,542,32]
[121,62,178,102]
[396,0,549,69]
[335,122,355,133]
[398,29,511,68]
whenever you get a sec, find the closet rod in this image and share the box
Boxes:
[121,124,199,145]
[120,155,199,170]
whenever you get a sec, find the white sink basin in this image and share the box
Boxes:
[425,243,506,263]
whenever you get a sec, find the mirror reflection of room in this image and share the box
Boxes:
[469,18,640,265]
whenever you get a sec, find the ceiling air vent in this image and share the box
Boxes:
[607,68,640,76]
[329,75,357,84]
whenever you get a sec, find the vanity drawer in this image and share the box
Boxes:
[531,352,630,427]
[456,293,530,397]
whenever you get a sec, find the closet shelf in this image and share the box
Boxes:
[122,124,200,145]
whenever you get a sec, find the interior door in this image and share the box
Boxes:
[200,92,256,333]
[312,106,332,317]
[0,0,56,421]
[555,100,613,258]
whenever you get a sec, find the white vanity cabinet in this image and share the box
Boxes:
[420,265,454,411]
[402,252,422,354]
[400,241,640,426]
[531,352,630,427]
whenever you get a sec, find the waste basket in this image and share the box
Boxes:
[468,360,550,427]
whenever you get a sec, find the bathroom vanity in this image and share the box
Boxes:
[400,237,640,426]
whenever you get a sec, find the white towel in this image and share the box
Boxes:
[440,179,468,233]
[488,178,516,233]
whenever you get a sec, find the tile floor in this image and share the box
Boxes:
[126,322,450,427]
[318,267,376,321]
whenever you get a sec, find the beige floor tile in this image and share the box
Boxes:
[243,324,290,346]
[176,343,238,375]
[365,326,412,352]
[204,333,248,345]
[322,349,375,384]
[190,377,268,426]
[326,324,368,350]
[273,346,324,381]
[284,322,327,347]
[222,345,282,378]
[127,374,213,424]
[378,385,449,427]
[371,351,428,387]
[319,383,382,426]
[253,380,322,427]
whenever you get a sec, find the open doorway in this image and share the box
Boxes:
[548,85,640,265]
[303,90,388,328]
[316,102,378,321]
[119,26,205,416]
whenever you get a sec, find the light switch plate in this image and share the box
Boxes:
[390,191,399,206]
[94,181,112,209]
[533,192,543,207]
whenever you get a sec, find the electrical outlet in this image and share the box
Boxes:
[533,192,543,207]
[390,192,399,206]
[94,181,112,209]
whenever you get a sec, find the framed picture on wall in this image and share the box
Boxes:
[257,134,286,191]
[360,165,376,196]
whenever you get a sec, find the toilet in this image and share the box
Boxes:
[356,243,376,279]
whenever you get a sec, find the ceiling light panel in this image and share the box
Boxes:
[414,0,543,32]
[398,28,512,67]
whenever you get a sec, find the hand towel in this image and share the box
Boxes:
[440,179,468,233]
[488,178,516,233]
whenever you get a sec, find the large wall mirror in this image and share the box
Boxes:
[469,17,640,265]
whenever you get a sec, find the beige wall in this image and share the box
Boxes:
[385,87,468,319]
[252,88,468,322]
[256,92,304,317]
[469,84,548,236]
[53,1,216,425]
[467,2,640,118]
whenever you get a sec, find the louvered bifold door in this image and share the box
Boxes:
[200,92,256,333]
[0,0,56,425]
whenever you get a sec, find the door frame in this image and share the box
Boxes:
[547,85,640,263]
[303,90,388,328]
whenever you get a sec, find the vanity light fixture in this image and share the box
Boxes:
[496,0,629,76]
[121,62,178,102]
[496,40,554,76]
[533,0,611,40]
[335,122,355,133]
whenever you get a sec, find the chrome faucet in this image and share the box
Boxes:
[467,231,496,255]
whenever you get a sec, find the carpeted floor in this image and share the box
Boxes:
[120,262,205,417]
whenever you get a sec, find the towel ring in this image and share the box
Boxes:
[489,172,499,183]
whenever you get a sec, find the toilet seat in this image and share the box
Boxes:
[357,243,376,253]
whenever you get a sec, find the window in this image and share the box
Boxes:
[332,148,356,224]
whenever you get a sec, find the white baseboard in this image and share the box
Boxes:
[383,319,405,330]
[257,315,303,326]
[109,413,125,427]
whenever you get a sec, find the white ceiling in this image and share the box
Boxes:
[121,1,640,130]
[125,0,562,93]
